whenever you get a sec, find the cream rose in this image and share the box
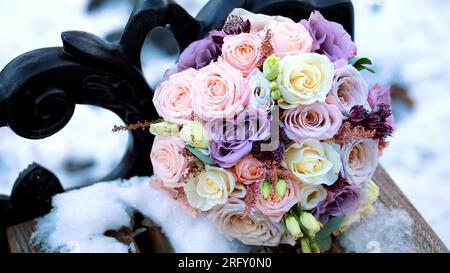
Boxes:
[150,136,188,188]
[153,68,197,124]
[277,53,334,109]
[266,22,313,58]
[222,33,262,76]
[208,198,294,246]
[184,165,242,211]
[284,139,341,186]
[298,183,328,210]
[192,61,250,121]
[229,8,294,33]
[341,139,378,185]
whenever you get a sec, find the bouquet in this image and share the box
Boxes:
[149,8,395,252]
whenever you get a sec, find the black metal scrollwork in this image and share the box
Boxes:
[0,0,353,252]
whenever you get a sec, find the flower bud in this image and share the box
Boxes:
[300,238,312,253]
[269,81,278,91]
[263,54,280,81]
[150,121,179,136]
[261,179,272,200]
[300,212,322,238]
[179,120,209,149]
[285,214,303,240]
[274,179,287,198]
[361,180,379,206]
[310,241,321,253]
[270,90,281,100]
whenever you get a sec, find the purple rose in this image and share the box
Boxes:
[368,84,396,132]
[301,11,357,62]
[206,109,271,142]
[210,140,252,168]
[313,177,362,224]
[177,30,226,71]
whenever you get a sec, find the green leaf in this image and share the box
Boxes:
[315,216,345,240]
[350,57,375,73]
[316,236,332,252]
[185,145,214,165]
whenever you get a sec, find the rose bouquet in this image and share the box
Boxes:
[149,8,395,252]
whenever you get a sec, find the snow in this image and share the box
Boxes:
[1,0,450,251]
[339,203,417,253]
[31,176,249,253]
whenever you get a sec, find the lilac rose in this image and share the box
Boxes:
[327,61,370,115]
[206,109,271,142]
[209,140,252,168]
[301,11,357,62]
[177,30,226,71]
[313,177,362,224]
[341,138,379,185]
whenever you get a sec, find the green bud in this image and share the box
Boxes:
[149,121,179,136]
[285,215,303,240]
[274,179,287,198]
[310,241,321,253]
[270,90,281,100]
[261,180,272,200]
[300,212,323,238]
[263,54,280,81]
[300,238,312,253]
[269,81,278,91]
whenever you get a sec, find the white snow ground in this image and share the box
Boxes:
[1,0,450,250]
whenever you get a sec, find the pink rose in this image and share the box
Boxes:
[192,61,250,121]
[228,8,295,33]
[281,102,343,142]
[266,22,313,58]
[255,176,301,223]
[150,178,199,217]
[327,63,370,114]
[153,68,197,125]
[222,33,262,76]
[233,154,265,185]
[150,136,188,188]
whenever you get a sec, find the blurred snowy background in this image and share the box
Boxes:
[0,0,449,248]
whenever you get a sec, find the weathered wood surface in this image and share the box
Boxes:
[6,165,448,253]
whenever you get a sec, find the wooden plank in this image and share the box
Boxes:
[371,165,448,253]
[7,166,448,253]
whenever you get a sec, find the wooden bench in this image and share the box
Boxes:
[6,166,447,253]
[0,0,446,253]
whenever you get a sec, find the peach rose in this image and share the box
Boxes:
[281,102,343,142]
[255,176,301,223]
[153,68,197,125]
[222,33,262,76]
[266,22,313,58]
[192,61,250,121]
[150,136,188,188]
[233,154,265,185]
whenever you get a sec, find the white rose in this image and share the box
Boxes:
[277,53,334,109]
[298,183,328,210]
[184,165,241,211]
[208,198,294,246]
[228,8,294,33]
[284,139,341,186]
[247,69,275,112]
